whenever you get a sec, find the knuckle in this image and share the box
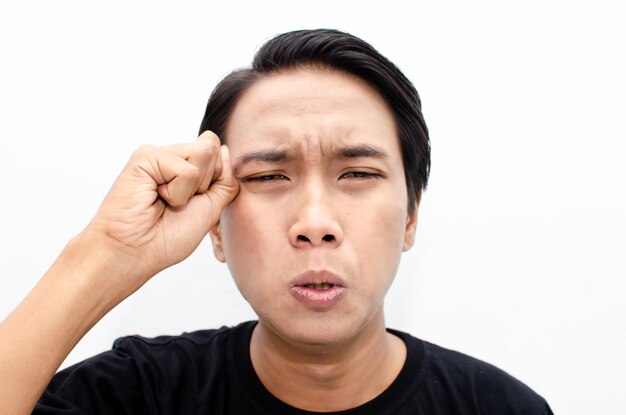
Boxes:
[168,198,186,208]
[180,164,200,181]
[200,130,221,144]
[196,140,219,161]
[136,143,155,154]
[131,144,155,160]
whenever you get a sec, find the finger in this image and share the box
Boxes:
[162,130,221,155]
[212,145,224,183]
[165,145,238,239]
[162,131,221,194]
[142,149,199,207]
[205,145,240,223]
[194,131,221,193]
[217,145,237,189]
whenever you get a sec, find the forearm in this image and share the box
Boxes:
[0,135,236,414]
[0,232,136,415]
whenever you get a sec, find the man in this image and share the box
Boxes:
[0,29,552,414]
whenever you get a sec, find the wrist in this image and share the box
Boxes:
[50,230,148,312]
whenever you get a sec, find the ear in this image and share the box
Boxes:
[209,221,226,263]
[403,193,421,251]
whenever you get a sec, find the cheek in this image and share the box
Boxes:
[219,198,277,288]
[358,187,408,245]
[222,201,256,256]
[352,198,408,285]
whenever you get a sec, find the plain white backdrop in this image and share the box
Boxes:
[1,1,624,413]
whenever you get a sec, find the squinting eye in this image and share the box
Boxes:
[247,174,289,182]
[340,171,379,179]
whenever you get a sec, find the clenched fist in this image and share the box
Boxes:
[0,131,240,415]
[84,130,239,293]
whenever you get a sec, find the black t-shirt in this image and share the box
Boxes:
[35,321,553,414]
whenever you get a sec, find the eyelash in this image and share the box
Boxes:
[246,174,289,182]
[244,171,380,183]
[340,171,380,180]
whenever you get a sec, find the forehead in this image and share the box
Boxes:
[224,67,401,159]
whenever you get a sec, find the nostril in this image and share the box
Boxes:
[296,234,335,244]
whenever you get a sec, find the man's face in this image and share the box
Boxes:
[210,67,418,345]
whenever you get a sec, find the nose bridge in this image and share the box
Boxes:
[289,174,342,247]
[302,174,329,212]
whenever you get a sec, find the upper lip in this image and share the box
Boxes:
[290,270,346,288]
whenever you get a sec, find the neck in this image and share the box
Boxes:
[250,311,407,412]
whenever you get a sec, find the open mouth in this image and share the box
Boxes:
[290,270,346,289]
[289,270,347,307]
[302,283,334,290]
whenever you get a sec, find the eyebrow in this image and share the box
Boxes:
[233,143,388,174]
[233,150,292,176]
[334,144,388,159]
[237,150,291,164]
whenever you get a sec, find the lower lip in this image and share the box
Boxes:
[291,285,346,308]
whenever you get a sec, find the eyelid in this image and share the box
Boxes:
[243,173,290,182]
[339,168,385,179]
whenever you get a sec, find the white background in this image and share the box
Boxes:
[1,1,624,413]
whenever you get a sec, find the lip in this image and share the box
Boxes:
[290,270,346,309]
[290,270,346,288]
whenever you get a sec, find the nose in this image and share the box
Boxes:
[288,182,343,249]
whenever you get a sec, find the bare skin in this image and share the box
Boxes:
[0,131,239,414]
[211,67,418,411]
[0,68,419,414]
[251,313,407,412]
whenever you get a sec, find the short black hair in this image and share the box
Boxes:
[199,29,430,214]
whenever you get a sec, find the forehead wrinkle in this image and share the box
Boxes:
[227,68,400,172]
[232,139,392,178]
[301,133,324,166]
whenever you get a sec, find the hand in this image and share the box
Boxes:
[84,130,239,292]
[0,131,240,415]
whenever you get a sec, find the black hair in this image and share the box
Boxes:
[199,29,430,214]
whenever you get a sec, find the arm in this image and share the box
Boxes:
[0,131,239,415]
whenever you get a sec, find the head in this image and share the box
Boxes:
[202,29,431,345]
[200,29,430,216]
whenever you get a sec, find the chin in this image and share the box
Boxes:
[258,308,377,348]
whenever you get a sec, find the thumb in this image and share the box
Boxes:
[205,145,240,224]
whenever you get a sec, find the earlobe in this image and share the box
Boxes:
[403,199,420,251]
[209,221,226,263]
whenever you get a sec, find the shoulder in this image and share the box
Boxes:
[113,322,239,352]
[111,321,254,371]
[36,322,257,413]
[427,341,551,412]
[391,329,553,415]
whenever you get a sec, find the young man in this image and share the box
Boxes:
[0,29,552,414]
